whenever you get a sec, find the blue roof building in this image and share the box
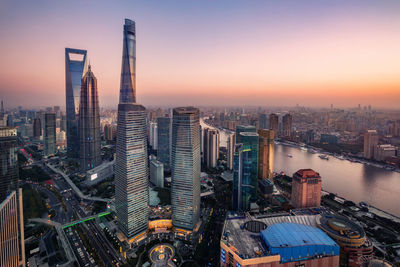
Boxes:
[261,223,340,263]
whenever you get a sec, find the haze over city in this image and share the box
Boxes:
[3,1,400,267]
[1,0,400,108]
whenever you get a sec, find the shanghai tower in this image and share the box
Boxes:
[79,65,101,171]
[115,19,149,241]
[65,48,87,159]
[119,18,136,104]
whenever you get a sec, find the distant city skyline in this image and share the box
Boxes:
[1,0,400,108]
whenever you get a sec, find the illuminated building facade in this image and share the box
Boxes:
[171,107,200,230]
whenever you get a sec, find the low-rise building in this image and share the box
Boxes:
[220,213,340,267]
[85,160,115,186]
[150,159,164,188]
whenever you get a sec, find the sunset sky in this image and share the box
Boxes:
[0,0,400,108]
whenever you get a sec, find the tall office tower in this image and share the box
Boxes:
[238,132,259,202]
[79,65,101,171]
[157,117,171,170]
[119,19,136,104]
[44,113,56,156]
[149,121,158,149]
[364,130,379,159]
[258,129,274,180]
[226,132,236,170]
[232,143,253,211]
[0,189,25,267]
[235,125,256,144]
[65,48,87,158]
[282,113,292,138]
[60,115,67,132]
[0,127,25,266]
[33,118,41,138]
[203,128,220,168]
[0,100,7,127]
[0,127,18,202]
[171,107,200,230]
[115,19,149,241]
[269,113,279,136]
[104,124,116,141]
[291,169,321,208]
[258,113,268,129]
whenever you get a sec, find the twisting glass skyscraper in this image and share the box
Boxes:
[79,65,101,171]
[115,19,149,240]
[65,48,87,158]
[171,107,200,230]
[120,19,136,104]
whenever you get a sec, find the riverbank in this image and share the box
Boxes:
[278,139,400,173]
[321,190,400,224]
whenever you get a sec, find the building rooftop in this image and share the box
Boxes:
[294,169,320,178]
[237,125,256,130]
[150,159,163,167]
[261,223,339,263]
[262,222,337,249]
[240,132,258,137]
[317,214,366,240]
[221,214,319,259]
[173,106,199,115]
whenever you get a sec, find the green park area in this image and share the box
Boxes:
[22,184,48,220]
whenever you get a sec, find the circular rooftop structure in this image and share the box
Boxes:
[149,243,176,267]
[244,220,267,233]
[317,215,366,247]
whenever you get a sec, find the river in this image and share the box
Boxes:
[200,119,400,217]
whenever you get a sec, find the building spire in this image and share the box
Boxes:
[119,19,136,104]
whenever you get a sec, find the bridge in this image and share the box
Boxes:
[46,163,111,203]
[62,211,111,229]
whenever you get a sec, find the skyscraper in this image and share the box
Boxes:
[282,113,292,138]
[119,19,136,104]
[149,121,158,149]
[258,129,274,180]
[65,48,87,158]
[115,19,149,241]
[291,169,322,208]
[0,190,25,267]
[364,130,379,159]
[79,65,101,171]
[203,128,220,168]
[239,132,259,202]
[44,113,56,156]
[269,113,279,136]
[171,107,200,230]
[226,132,236,170]
[0,127,25,266]
[258,113,268,129]
[232,143,253,211]
[157,117,171,170]
[33,118,41,138]
[0,127,18,202]
[0,100,7,127]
